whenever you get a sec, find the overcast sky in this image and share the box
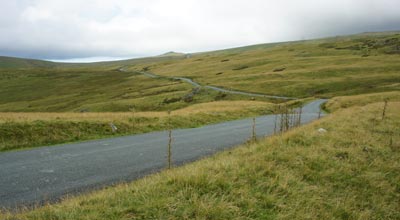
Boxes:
[0,0,399,62]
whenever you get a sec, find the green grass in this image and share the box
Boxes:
[3,93,399,219]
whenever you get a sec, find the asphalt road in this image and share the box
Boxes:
[0,99,326,209]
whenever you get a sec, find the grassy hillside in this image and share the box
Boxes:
[125,32,400,98]
[1,32,399,113]
[0,68,265,112]
[0,54,193,112]
[0,63,274,113]
[3,92,399,219]
[0,56,57,69]
[0,68,186,112]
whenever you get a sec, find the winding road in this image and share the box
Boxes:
[120,68,297,100]
[0,99,325,209]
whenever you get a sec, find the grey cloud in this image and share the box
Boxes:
[0,0,399,61]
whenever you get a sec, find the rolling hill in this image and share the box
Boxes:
[0,56,58,69]
[125,32,400,98]
[0,32,399,113]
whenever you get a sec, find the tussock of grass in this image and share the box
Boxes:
[3,100,399,219]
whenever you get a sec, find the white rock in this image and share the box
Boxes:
[110,123,118,132]
[318,128,327,133]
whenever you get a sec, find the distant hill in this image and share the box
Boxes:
[157,51,186,57]
[0,56,58,69]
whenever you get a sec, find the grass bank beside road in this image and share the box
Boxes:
[3,93,399,219]
[324,91,400,112]
[1,100,289,152]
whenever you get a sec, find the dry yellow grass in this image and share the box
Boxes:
[0,100,272,123]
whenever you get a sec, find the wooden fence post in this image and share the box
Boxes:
[167,111,172,169]
[382,99,388,120]
[252,117,257,141]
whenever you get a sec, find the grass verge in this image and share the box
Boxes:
[1,100,293,152]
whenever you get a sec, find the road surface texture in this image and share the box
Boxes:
[121,68,296,100]
[0,99,325,209]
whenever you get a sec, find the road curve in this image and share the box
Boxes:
[0,99,326,209]
[120,68,297,100]
[204,85,296,100]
